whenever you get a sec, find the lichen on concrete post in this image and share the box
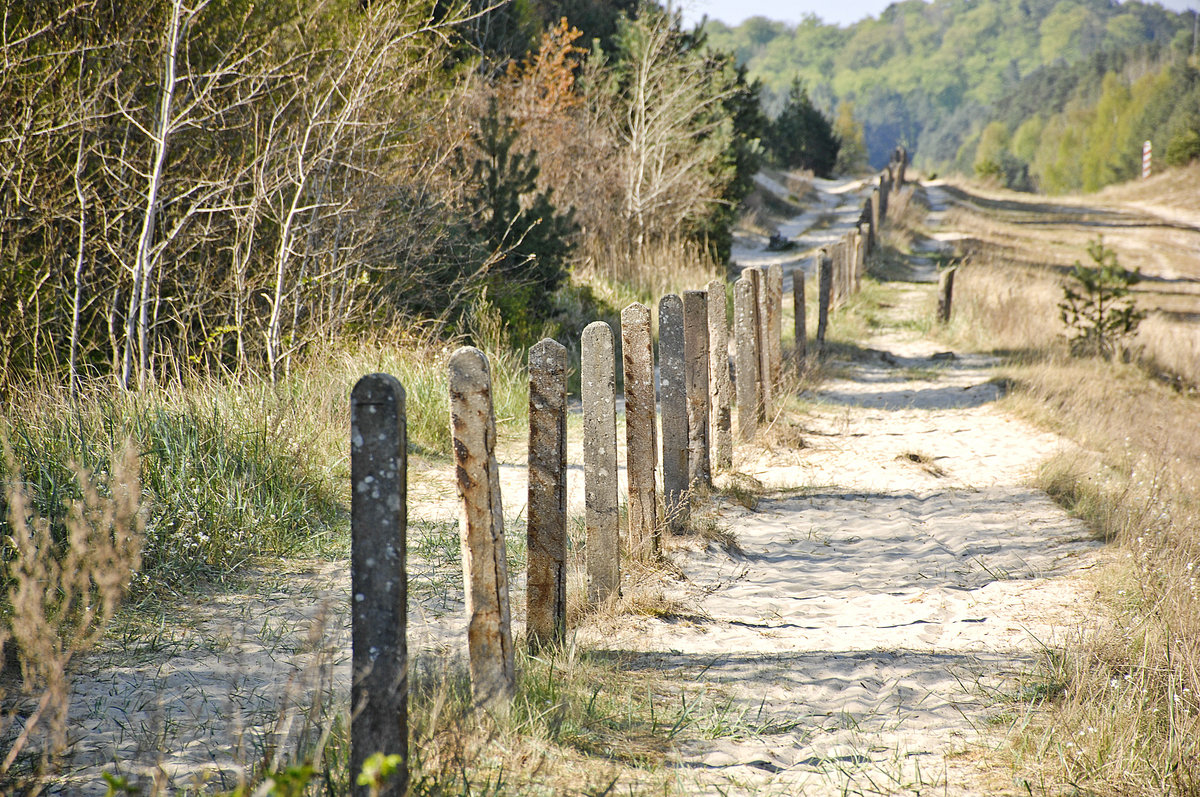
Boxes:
[448,347,514,710]
[582,321,619,603]
[683,290,711,491]
[621,303,658,560]
[658,294,689,532]
[351,373,408,797]
[733,277,759,442]
[816,250,833,355]
[705,280,732,472]
[527,339,567,650]
[766,263,783,400]
[793,271,807,374]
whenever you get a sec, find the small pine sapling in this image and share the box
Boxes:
[1058,237,1145,358]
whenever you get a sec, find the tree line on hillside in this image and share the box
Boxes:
[0,0,840,392]
[705,0,1197,186]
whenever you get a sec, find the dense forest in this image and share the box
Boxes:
[705,0,1200,190]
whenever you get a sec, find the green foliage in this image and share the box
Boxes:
[466,99,577,347]
[703,0,1192,172]
[1059,237,1145,358]
[833,100,869,174]
[764,77,839,176]
[1165,124,1200,166]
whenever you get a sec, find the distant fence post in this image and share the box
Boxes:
[706,280,733,472]
[527,339,567,650]
[870,189,881,245]
[793,269,807,373]
[816,250,832,355]
[879,174,890,219]
[621,303,658,560]
[734,277,758,441]
[683,290,711,491]
[659,294,689,531]
[855,224,867,292]
[351,373,408,797]
[937,267,957,324]
[582,322,619,603]
[766,263,783,396]
[747,266,770,420]
[448,347,514,710]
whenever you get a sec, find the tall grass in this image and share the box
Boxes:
[949,251,1200,795]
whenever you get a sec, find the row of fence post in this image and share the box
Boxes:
[345,161,910,793]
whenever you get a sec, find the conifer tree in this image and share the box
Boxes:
[765,78,839,177]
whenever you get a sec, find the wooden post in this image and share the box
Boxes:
[449,347,514,710]
[705,280,732,472]
[683,290,711,490]
[582,321,619,603]
[734,277,759,442]
[870,189,881,245]
[621,303,658,560]
[816,250,832,355]
[527,339,567,650]
[351,373,408,797]
[937,267,957,324]
[793,270,807,373]
[658,294,689,531]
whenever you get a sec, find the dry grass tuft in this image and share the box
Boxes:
[1,441,143,784]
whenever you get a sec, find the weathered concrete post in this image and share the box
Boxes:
[793,270,807,373]
[766,263,784,398]
[658,294,689,531]
[861,206,875,255]
[733,277,759,442]
[879,174,890,219]
[816,250,833,354]
[351,373,408,797]
[683,290,711,491]
[854,225,867,293]
[527,339,567,650]
[870,189,881,245]
[747,266,770,420]
[937,267,957,324]
[448,347,514,710]
[705,280,732,472]
[621,303,658,560]
[829,241,843,309]
[843,233,855,300]
[582,322,619,603]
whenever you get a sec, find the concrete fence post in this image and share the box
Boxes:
[659,294,689,531]
[582,322,619,603]
[448,347,514,710]
[793,269,807,373]
[747,266,770,420]
[816,250,832,355]
[870,189,881,246]
[734,277,759,441]
[683,290,711,491]
[621,303,658,560]
[351,373,408,797]
[706,280,732,472]
[527,339,567,650]
[766,263,783,398]
[937,267,957,324]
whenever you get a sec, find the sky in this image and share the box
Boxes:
[676,0,1199,30]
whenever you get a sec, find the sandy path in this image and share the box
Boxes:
[44,177,1100,795]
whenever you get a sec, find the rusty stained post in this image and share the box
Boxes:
[527,339,567,650]
[621,303,658,560]
[705,280,732,472]
[449,347,514,711]
[351,373,408,797]
[733,277,759,442]
[582,321,619,603]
